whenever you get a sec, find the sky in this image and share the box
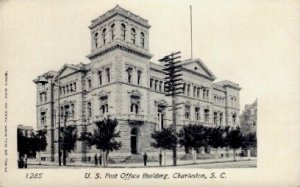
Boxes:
[0,0,300,129]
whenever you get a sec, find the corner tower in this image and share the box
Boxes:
[87,5,152,60]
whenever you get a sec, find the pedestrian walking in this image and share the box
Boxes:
[143,152,148,167]
[99,154,102,166]
[94,154,98,166]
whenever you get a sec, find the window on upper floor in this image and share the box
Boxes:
[98,71,102,86]
[137,70,142,85]
[102,28,107,44]
[110,24,115,41]
[204,109,210,122]
[150,78,153,89]
[87,102,92,117]
[232,114,237,125]
[131,28,136,44]
[154,80,158,90]
[126,67,133,83]
[195,107,200,121]
[106,68,110,83]
[220,113,223,126]
[41,112,46,126]
[184,105,191,119]
[94,32,99,48]
[121,24,126,40]
[187,84,190,96]
[140,32,145,48]
[100,96,108,115]
[70,103,75,119]
[206,90,209,100]
[197,87,200,98]
[157,105,165,131]
[182,83,186,94]
[88,79,92,89]
[159,81,163,92]
[130,95,140,114]
[214,112,218,125]
[193,86,196,97]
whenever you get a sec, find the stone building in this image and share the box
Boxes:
[33,5,241,162]
[240,99,257,134]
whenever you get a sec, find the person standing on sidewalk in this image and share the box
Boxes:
[99,154,102,167]
[159,153,162,166]
[94,154,98,167]
[143,152,148,167]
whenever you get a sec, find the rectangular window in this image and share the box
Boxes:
[98,71,102,85]
[159,81,162,91]
[185,105,190,119]
[87,102,92,117]
[106,68,110,83]
[88,79,92,88]
[187,84,190,96]
[150,78,153,89]
[137,70,142,85]
[40,93,43,102]
[195,107,200,121]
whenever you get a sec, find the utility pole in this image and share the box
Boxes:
[159,51,183,166]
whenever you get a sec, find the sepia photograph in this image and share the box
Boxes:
[0,0,299,186]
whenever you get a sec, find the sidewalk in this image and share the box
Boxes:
[27,157,257,168]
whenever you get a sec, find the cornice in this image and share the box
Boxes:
[89,5,150,29]
[86,40,153,60]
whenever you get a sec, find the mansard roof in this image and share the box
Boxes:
[89,5,151,29]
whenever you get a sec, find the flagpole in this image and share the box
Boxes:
[190,5,193,59]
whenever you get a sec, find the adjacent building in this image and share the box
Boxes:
[33,5,241,162]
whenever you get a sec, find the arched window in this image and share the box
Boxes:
[102,28,107,44]
[232,114,237,125]
[94,32,99,48]
[131,28,136,44]
[110,24,115,41]
[130,103,139,114]
[121,24,126,40]
[140,32,145,48]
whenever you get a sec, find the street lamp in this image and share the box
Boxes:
[38,76,62,166]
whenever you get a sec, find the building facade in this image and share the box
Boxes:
[33,5,241,162]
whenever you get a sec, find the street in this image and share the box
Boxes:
[26,158,256,169]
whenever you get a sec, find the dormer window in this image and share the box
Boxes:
[140,32,145,48]
[110,24,115,41]
[121,24,126,40]
[102,28,107,44]
[131,28,136,44]
[94,32,99,48]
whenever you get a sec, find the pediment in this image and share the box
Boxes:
[181,59,216,80]
[58,66,78,78]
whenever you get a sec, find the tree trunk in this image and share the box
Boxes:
[247,149,251,160]
[233,149,236,162]
[38,152,41,165]
[164,150,166,166]
[105,151,109,167]
[215,148,219,159]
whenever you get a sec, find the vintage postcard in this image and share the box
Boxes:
[0,0,299,187]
